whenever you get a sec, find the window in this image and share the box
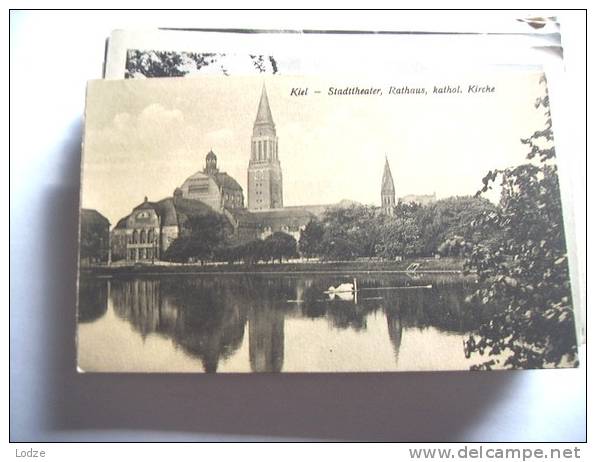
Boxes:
[132,229,138,243]
[189,177,210,194]
[140,229,146,243]
[148,229,154,242]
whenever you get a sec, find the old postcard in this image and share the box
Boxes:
[78,72,579,373]
[104,27,563,80]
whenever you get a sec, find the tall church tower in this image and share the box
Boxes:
[381,157,396,216]
[248,85,283,210]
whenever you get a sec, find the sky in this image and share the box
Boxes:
[82,71,548,226]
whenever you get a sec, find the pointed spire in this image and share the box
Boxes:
[255,83,274,126]
[381,156,395,193]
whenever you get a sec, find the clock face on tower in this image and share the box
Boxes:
[255,170,263,180]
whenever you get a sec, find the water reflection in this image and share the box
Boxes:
[78,279,108,323]
[78,274,491,372]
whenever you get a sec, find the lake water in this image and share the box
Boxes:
[77,272,497,373]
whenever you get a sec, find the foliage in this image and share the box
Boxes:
[80,215,109,262]
[298,220,326,257]
[163,212,229,263]
[299,205,385,261]
[125,50,278,79]
[375,215,424,259]
[125,50,219,78]
[298,199,495,261]
[162,235,194,263]
[463,75,578,370]
[262,232,298,263]
[437,235,472,258]
[213,233,297,265]
[417,197,500,255]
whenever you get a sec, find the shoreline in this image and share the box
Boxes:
[80,257,468,277]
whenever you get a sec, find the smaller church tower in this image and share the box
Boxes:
[381,157,396,216]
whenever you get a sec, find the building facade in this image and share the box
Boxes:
[111,196,217,263]
[179,150,244,211]
[247,85,283,210]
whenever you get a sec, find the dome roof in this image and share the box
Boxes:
[206,150,217,161]
[183,170,210,183]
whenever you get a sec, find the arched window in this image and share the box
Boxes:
[132,229,138,243]
[140,229,146,243]
[148,229,154,243]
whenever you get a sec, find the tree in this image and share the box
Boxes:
[80,210,110,263]
[416,196,499,256]
[163,235,192,263]
[301,204,382,260]
[437,235,472,257]
[375,215,424,259]
[125,50,219,78]
[125,50,279,79]
[263,232,298,263]
[299,219,325,257]
[241,239,266,265]
[463,75,578,370]
[163,212,229,264]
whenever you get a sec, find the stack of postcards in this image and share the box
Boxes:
[76,24,582,374]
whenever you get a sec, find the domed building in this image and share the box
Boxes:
[111,194,224,263]
[179,150,244,211]
[109,85,354,264]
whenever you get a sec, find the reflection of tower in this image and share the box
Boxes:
[249,304,285,372]
[386,311,403,364]
[381,156,396,216]
[111,280,161,338]
[247,84,283,210]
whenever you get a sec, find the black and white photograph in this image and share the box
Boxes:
[77,72,579,373]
